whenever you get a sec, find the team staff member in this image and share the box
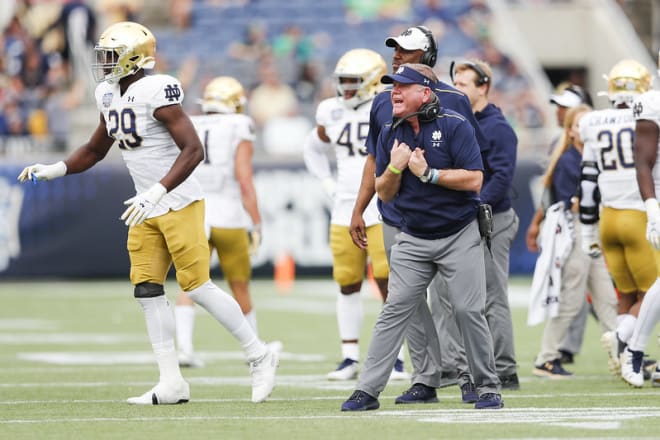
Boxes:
[451,60,520,389]
[349,25,487,405]
[17,21,278,405]
[303,49,409,381]
[341,64,502,411]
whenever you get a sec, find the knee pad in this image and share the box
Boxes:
[134,282,165,298]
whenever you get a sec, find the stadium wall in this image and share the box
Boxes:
[0,160,543,280]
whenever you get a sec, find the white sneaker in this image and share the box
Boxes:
[249,346,279,403]
[267,340,283,355]
[178,351,205,368]
[620,348,644,388]
[600,331,621,376]
[327,358,358,380]
[127,380,190,405]
[389,358,411,381]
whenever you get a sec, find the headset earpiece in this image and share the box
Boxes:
[450,60,490,87]
[415,25,437,68]
[418,93,439,122]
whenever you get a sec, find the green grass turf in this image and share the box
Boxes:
[1,276,660,439]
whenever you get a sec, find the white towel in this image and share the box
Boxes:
[527,202,575,326]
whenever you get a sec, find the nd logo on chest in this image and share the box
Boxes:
[430,129,442,148]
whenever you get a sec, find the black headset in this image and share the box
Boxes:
[417,92,440,122]
[449,60,490,86]
[392,93,439,129]
[415,25,437,68]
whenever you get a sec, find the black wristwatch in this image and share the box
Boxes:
[419,166,432,183]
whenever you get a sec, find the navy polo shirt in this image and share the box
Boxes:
[366,81,488,228]
[552,145,581,207]
[476,103,518,213]
[375,108,483,239]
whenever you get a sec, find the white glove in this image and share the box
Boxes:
[248,224,262,256]
[321,177,336,199]
[580,223,601,258]
[645,198,660,250]
[120,183,167,227]
[17,161,67,182]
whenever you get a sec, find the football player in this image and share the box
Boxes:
[303,49,409,381]
[174,76,276,368]
[619,53,660,387]
[17,22,278,404]
[577,60,657,377]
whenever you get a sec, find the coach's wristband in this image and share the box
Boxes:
[430,168,440,185]
[388,163,402,175]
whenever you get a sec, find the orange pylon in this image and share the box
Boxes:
[366,261,382,299]
[274,252,295,294]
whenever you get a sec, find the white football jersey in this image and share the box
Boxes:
[190,113,256,228]
[579,107,643,210]
[633,90,660,196]
[95,74,203,219]
[315,97,380,227]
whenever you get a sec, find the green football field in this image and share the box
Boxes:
[1,276,660,439]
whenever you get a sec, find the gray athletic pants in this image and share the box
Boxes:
[357,221,500,397]
[381,222,444,388]
[430,208,519,378]
[559,295,589,356]
[534,218,618,365]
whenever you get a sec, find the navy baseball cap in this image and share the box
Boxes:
[381,65,434,87]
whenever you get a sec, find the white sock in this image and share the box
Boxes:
[341,342,359,362]
[397,344,406,363]
[136,296,183,384]
[245,309,258,336]
[629,279,660,352]
[617,313,637,343]
[187,280,266,361]
[174,304,195,355]
[337,292,363,340]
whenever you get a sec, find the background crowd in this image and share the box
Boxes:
[0,0,547,157]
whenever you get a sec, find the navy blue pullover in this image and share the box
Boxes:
[476,103,517,214]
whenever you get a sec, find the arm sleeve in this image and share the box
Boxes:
[479,121,517,205]
[302,128,333,180]
[450,119,483,171]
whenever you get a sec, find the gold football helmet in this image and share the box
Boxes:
[199,76,247,114]
[92,21,156,84]
[334,48,386,109]
[604,59,651,106]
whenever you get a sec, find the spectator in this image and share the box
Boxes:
[248,60,299,128]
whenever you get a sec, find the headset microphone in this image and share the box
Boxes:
[391,94,439,129]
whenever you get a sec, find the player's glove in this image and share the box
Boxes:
[248,224,262,256]
[17,161,67,182]
[321,177,336,199]
[120,183,167,227]
[645,198,660,250]
[580,223,601,258]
